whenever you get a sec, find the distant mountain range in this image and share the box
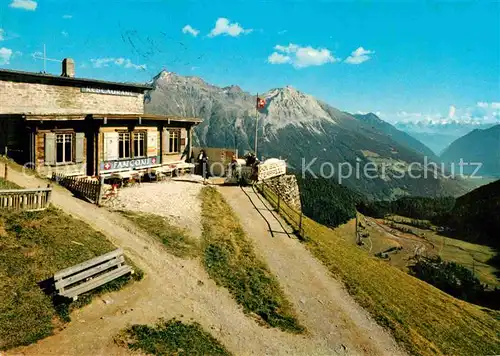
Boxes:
[394,121,497,155]
[441,125,500,177]
[145,71,471,199]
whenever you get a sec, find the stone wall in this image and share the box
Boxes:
[265,174,302,211]
[0,80,144,114]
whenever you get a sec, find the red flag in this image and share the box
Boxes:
[256,97,266,110]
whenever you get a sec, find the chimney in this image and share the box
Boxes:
[62,58,75,78]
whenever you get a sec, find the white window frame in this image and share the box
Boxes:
[133,131,146,158]
[118,132,131,159]
[169,130,180,153]
[56,133,73,164]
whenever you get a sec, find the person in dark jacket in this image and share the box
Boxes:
[197,149,209,182]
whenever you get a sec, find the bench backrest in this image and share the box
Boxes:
[54,248,126,294]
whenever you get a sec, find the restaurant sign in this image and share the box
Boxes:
[100,156,161,173]
[81,87,138,97]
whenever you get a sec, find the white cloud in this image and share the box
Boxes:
[344,46,374,64]
[491,102,500,109]
[182,25,199,37]
[62,14,72,19]
[448,105,456,119]
[91,57,146,70]
[477,101,489,108]
[208,18,252,37]
[267,52,291,64]
[61,31,69,37]
[0,29,4,41]
[9,0,37,11]
[278,30,288,35]
[0,47,13,65]
[269,43,338,68]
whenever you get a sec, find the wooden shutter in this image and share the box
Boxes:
[75,132,85,163]
[180,129,187,153]
[44,133,56,165]
[103,132,119,161]
[163,129,169,154]
[147,131,158,157]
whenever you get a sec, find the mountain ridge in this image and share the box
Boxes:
[440,124,500,177]
[145,71,470,199]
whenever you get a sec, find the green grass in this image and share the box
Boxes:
[0,206,142,350]
[119,211,199,258]
[258,184,500,356]
[116,318,231,356]
[0,177,21,189]
[200,187,304,333]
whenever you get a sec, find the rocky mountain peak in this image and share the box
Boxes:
[262,86,335,129]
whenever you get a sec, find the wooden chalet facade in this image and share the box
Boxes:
[0,59,201,178]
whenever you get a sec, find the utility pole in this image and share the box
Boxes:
[355,212,359,245]
[254,93,259,157]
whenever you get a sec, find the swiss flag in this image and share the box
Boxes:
[256,97,266,110]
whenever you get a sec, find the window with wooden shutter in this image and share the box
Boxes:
[44,132,56,165]
[75,132,85,163]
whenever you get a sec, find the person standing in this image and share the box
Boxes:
[197,149,209,183]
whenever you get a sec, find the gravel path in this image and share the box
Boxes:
[220,186,407,356]
[107,176,204,238]
[5,171,348,356]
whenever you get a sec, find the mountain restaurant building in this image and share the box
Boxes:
[0,58,201,178]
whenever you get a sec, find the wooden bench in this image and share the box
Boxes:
[54,248,133,301]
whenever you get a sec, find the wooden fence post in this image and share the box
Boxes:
[96,176,105,206]
[46,184,52,206]
[299,212,303,236]
[4,164,8,181]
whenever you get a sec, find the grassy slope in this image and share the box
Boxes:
[259,185,500,356]
[0,207,140,350]
[0,177,21,189]
[200,187,304,333]
[116,318,231,356]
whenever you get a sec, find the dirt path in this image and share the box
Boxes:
[219,186,406,356]
[6,170,358,356]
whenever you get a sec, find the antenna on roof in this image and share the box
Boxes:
[32,44,62,73]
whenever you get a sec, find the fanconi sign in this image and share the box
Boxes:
[100,156,161,173]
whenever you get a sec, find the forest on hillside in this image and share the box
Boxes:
[295,174,363,228]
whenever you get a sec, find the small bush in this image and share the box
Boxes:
[116,318,231,356]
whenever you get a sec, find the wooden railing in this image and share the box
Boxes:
[0,186,52,211]
[52,173,103,205]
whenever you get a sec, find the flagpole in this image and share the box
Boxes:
[254,93,259,157]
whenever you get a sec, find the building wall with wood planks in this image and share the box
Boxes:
[0,80,144,115]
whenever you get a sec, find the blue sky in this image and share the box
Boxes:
[1,0,499,123]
